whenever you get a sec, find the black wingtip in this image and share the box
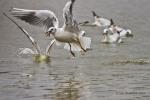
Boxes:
[3,12,9,19]
[71,0,75,3]
[92,11,100,18]
[110,18,114,25]
[2,12,6,16]
[92,11,96,17]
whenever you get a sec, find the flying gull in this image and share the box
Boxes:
[10,0,91,57]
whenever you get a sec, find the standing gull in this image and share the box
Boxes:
[10,0,91,57]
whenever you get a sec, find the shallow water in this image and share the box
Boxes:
[1,0,150,100]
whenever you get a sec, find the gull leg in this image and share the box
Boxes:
[69,43,75,57]
[46,39,55,56]
[77,38,86,52]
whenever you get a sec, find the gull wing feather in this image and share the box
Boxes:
[63,0,81,34]
[3,13,41,54]
[10,8,59,31]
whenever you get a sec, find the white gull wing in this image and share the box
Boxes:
[10,8,59,31]
[63,0,81,34]
[3,13,41,54]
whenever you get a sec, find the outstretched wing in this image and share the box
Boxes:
[63,0,81,33]
[3,13,41,54]
[10,8,59,31]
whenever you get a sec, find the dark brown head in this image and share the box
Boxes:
[46,27,57,37]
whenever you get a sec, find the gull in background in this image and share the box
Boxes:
[105,19,133,39]
[102,26,122,43]
[111,24,133,38]
[101,19,133,43]
[10,0,91,57]
[79,11,111,28]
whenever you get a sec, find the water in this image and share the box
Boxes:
[1,0,150,100]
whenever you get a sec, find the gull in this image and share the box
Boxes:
[101,19,122,43]
[79,11,111,28]
[102,27,122,43]
[10,0,91,57]
[111,25,133,38]
[105,19,133,39]
[101,19,133,43]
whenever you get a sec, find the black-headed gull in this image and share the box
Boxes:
[10,0,91,57]
[102,19,133,43]
[79,11,111,28]
[102,27,122,43]
[112,25,133,38]
[107,19,133,38]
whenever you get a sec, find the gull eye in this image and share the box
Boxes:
[50,28,55,33]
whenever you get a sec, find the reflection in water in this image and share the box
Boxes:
[54,74,80,100]
[51,65,92,100]
[14,61,89,100]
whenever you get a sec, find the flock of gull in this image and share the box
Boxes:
[4,0,133,57]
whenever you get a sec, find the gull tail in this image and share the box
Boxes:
[64,36,91,52]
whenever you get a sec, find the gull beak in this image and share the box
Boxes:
[102,32,107,35]
[45,31,51,37]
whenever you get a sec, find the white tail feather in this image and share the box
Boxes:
[64,36,91,51]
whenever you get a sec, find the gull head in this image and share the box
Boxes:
[126,29,133,37]
[79,31,86,37]
[46,27,57,37]
[103,28,108,35]
[103,28,114,35]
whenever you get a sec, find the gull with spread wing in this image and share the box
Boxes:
[10,0,91,57]
[79,11,111,28]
